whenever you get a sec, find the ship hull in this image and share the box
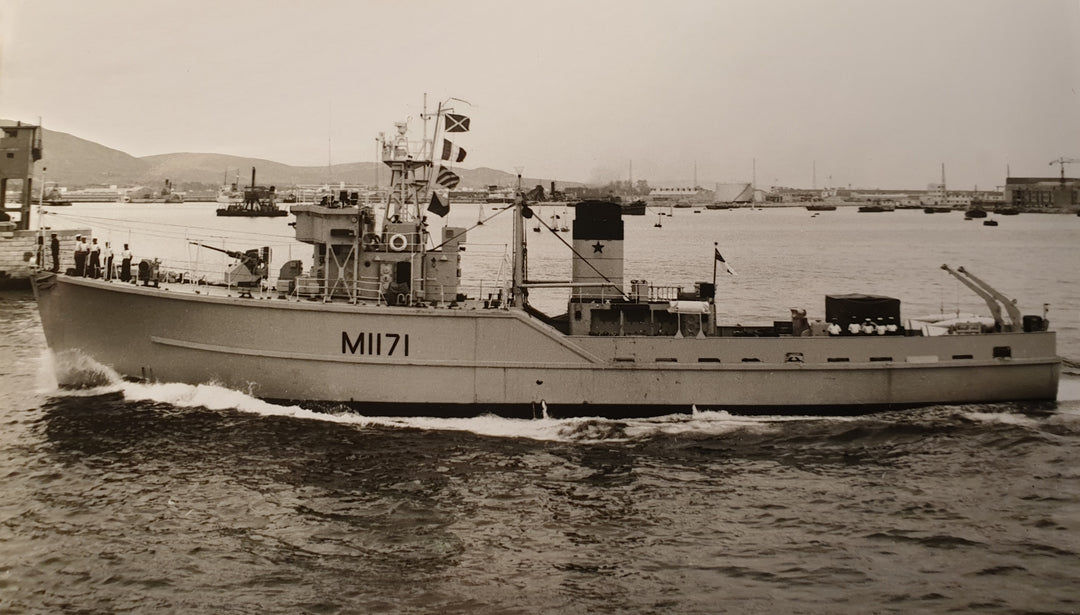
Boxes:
[34,274,1061,418]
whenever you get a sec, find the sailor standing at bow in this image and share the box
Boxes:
[102,241,114,281]
[73,235,88,277]
[50,233,60,272]
[88,238,101,278]
[119,243,133,282]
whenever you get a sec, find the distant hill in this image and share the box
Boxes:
[2,120,145,185]
[1,120,578,190]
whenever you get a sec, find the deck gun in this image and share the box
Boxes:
[192,243,268,288]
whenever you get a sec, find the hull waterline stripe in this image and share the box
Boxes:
[149,336,1059,372]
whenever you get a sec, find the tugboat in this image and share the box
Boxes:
[30,103,1061,418]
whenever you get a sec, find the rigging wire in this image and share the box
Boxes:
[427,202,514,252]
[40,211,296,241]
[528,204,630,302]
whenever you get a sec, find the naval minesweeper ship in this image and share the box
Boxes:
[31,104,1060,418]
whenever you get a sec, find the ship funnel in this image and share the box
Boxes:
[571,201,624,301]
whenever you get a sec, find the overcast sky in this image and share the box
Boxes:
[2,0,1078,189]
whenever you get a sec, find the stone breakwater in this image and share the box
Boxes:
[0,224,87,289]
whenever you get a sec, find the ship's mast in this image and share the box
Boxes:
[511,173,526,308]
[381,119,431,224]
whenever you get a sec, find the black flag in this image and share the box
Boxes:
[444,113,470,133]
[428,191,450,217]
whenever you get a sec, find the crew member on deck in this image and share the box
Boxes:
[73,235,88,277]
[50,233,60,272]
[791,308,811,336]
[120,244,133,282]
[88,238,101,278]
[102,241,114,281]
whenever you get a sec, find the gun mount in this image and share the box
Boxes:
[192,242,269,289]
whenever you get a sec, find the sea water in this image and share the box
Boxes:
[1,204,1078,613]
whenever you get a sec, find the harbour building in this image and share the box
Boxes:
[1004,177,1080,211]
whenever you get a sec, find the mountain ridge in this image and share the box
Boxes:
[1,120,577,190]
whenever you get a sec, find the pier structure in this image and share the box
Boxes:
[0,123,42,231]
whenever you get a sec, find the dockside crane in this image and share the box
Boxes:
[1049,157,1080,184]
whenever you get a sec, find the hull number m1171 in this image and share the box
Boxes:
[341,332,410,356]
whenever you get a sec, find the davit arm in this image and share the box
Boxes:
[956,266,1023,331]
[941,264,1005,330]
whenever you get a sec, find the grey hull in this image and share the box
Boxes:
[35,274,1061,417]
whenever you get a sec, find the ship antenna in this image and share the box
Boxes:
[423,93,428,159]
[327,101,333,184]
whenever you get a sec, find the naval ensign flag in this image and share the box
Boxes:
[715,248,737,275]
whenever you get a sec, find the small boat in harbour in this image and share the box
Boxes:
[29,104,1061,418]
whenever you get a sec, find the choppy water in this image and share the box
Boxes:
[3,205,1080,613]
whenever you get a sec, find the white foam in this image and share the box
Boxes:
[102,377,831,442]
[1057,375,1080,401]
[33,350,874,443]
[41,349,125,397]
[963,411,1043,428]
